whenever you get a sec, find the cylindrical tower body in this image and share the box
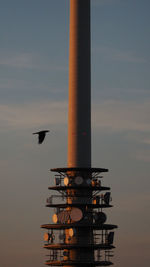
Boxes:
[68,0,91,168]
[67,2,92,265]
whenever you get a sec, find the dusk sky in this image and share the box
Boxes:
[0,0,150,266]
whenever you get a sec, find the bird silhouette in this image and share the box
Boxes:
[33,130,50,144]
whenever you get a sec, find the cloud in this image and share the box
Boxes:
[93,46,146,63]
[0,100,67,131]
[93,0,118,6]
[0,53,36,69]
[135,150,150,162]
[92,99,150,133]
[0,77,65,96]
[116,192,150,213]
[0,52,67,71]
[0,98,150,136]
[141,138,150,145]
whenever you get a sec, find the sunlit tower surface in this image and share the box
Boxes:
[41,0,117,266]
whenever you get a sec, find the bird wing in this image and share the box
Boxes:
[38,132,46,144]
[33,132,39,135]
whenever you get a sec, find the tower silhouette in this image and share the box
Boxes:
[41,1,117,266]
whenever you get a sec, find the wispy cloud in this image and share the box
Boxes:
[92,99,150,163]
[93,0,119,6]
[93,46,146,63]
[0,53,36,69]
[135,150,150,162]
[92,99,150,133]
[116,192,150,213]
[0,52,67,72]
[0,100,67,130]
[141,138,150,145]
[0,77,65,96]
[1,98,150,135]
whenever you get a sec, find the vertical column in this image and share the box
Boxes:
[66,1,92,266]
[68,0,91,168]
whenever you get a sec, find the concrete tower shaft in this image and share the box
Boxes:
[68,0,91,168]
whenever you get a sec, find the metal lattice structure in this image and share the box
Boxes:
[41,168,117,266]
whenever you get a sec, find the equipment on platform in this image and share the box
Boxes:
[104,192,111,205]
[64,177,69,186]
[70,208,83,222]
[74,176,83,185]
[94,212,107,224]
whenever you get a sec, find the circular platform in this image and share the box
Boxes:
[45,260,113,266]
[44,243,115,250]
[48,186,110,191]
[46,203,112,208]
[51,167,109,173]
[41,223,118,230]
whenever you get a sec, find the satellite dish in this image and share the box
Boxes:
[104,192,111,205]
[64,177,69,186]
[107,232,114,244]
[69,228,76,237]
[74,176,83,185]
[44,233,50,241]
[70,208,83,222]
[95,212,107,224]
[57,210,70,224]
[52,214,58,223]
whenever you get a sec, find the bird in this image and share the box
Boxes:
[33,130,50,144]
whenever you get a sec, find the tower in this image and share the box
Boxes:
[41,1,117,266]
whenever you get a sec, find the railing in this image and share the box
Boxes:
[45,249,113,263]
[44,230,114,246]
[46,194,111,205]
[53,174,103,188]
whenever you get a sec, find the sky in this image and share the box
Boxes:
[0,0,150,266]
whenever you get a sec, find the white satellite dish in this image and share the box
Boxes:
[52,213,58,223]
[69,228,76,237]
[64,177,69,186]
[70,208,83,222]
[74,176,83,185]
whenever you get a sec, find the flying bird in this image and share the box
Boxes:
[33,130,50,144]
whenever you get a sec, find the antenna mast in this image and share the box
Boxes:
[41,1,117,266]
